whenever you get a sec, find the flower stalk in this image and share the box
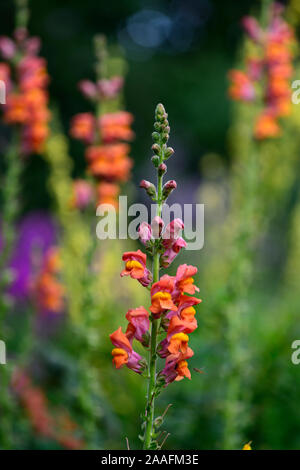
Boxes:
[111,103,201,450]
[143,104,166,449]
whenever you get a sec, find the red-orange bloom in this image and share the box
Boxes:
[175,264,199,297]
[110,327,143,373]
[228,70,255,101]
[254,113,281,139]
[168,332,189,355]
[86,144,132,181]
[150,275,177,317]
[1,35,50,154]
[175,360,191,381]
[32,247,64,314]
[97,182,119,208]
[99,111,134,143]
[4,93,29,123]
[70,112,95,144]
[121,250,151,287]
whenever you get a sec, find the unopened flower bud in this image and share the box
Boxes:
[152,131,160,142]
[138,222,152,245]
[164,147,174,160]
[153,416,164,429]
[140,180,157,200]
[155,103,165,117]
[161,133,169,144]
[158,163,167,176]
[162,180,177,200]
[151,216,164,238]
[152,143,160,155]
[138,357,148,372]
[151,155,160,167]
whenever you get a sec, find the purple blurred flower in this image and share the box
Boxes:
[0,212,57,301]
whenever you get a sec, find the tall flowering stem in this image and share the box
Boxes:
[143,104,166,450]
[220,0,296,448]
[110,104,201,450]
[70,35,133,211]
[0,0,50,448]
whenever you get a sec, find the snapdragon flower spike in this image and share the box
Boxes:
[70,37,134,209]
[121,250,152,287]
[111,104,202,450]
[0,28,50,155]
[228,3,296,139]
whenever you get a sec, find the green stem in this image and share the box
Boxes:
[0,131,22,449]
[143,142,164,450]
[0,131,22,317]
[15,0,29,30]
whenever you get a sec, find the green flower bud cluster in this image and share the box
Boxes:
[151,103,174,169]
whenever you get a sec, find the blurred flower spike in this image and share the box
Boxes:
[228,3,295,140]
[109,104,202,450]
[70,35,134,210]
[0,27,50,154]
[31,247,65,315]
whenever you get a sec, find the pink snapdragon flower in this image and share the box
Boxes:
[126,306,150,343]
[71,179,94,209]
[138,222,152,245]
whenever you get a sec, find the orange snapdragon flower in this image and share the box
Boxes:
[168,332,189,355]
[254,113,281,139]
[110,327,143,373]
[32,247,64,314]
[99,111,134,142]
[175,360,191,381]
[96,182,119,208]
[150,275,177,317]
[228,70,255,101]
[70,113,95,144]
[5,93,29,123]
[86,143,132,181]
[228,5,295,140]
[175,264,200,296]
[121,250,151,287]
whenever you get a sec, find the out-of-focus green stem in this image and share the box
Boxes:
[0,131,22,449]
[0,131,22,318]
[15,0,29,29]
